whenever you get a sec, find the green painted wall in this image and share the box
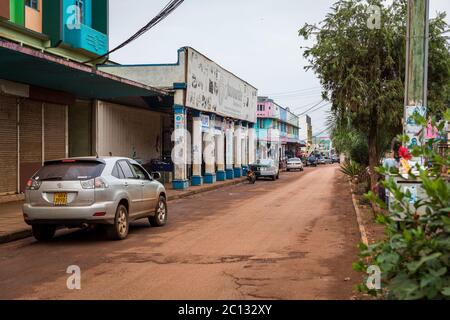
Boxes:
[43,0,62,46]
[92,0,108,35]
[10,0,25,25]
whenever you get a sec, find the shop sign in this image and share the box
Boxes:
[201,115,210,133]
[186,48,257,123]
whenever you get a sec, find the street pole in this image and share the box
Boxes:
[403,0,429,168]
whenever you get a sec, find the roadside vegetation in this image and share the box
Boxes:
[299,0,450,188]
[299,0,450,300]
[354,111,450,300]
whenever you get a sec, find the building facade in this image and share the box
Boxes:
[100,47,258,189]
[0,0,168,199]
[299,115,313,153]
[256,97,301,161]
[312,136,333,156]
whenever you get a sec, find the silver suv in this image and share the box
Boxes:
[23,157,167,241]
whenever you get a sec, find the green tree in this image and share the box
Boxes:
[299,0,450,187]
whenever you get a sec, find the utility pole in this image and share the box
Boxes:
[403,0,430,166]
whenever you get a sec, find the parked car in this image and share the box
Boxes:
[317,156,326,165]
[23,157,167,242]
[286,158,304,172]
[249,159,280,180]
[324,157,332,164]
[331,155,341,164]
[307,155,318,167]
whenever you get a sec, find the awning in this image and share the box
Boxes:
[0,39,169,100]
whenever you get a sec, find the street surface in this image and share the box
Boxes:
[0,165,360,299]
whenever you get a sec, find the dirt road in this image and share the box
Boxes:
[0,165,361,299]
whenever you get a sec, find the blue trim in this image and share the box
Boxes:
[191,175,203,186]
[192,110,202,117]
[216,171,226,181]
[172,180,189,190]
[242,165,249,175]
[234,167,242,178]
[226,169,235,180]
[204,173,216,184]
[173,82,187,90]
[173,104,185,114]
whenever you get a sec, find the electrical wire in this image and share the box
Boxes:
[262,86,321,96]
[306,102,331,115]
[84,0,185,64]
[313,127,329,137]
[290,99,324,113]
[297,100,329,116]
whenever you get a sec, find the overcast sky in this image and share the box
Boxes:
[109,0,450,136]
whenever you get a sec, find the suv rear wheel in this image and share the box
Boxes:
[149,196,167,227]
[32,225,56,242]
[107,204,129,240]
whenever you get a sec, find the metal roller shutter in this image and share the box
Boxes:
[19,99,42,192]
[0,94,18,194]
[44,103,67,161]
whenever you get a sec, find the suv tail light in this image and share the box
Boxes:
[80,177,109,189]
[26,179,41,190]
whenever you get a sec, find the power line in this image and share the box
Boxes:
[313,127,329,137]
[262,86,321,96]
[307,102,331,115]
[84,0,185,64]
[297,100,329,116]
[291,99,324,113]
[271,91,323,100]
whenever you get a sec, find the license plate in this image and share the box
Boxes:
[53,192,68,206]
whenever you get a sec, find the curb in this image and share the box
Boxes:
[0,228,32,244]
[168,178,247,201]
[0,178,248,245]
[349,182,369,247]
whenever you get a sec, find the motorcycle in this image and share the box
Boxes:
[247,169,256,184]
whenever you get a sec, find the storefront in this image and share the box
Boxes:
[0,82,69,195]
[100,47,258,189]
[0,39,169,199]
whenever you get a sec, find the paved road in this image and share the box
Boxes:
[0,165,361,300]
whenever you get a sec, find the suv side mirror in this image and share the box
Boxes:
[151,172,161,181]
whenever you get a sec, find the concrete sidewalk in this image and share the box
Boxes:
[0,178,246,244]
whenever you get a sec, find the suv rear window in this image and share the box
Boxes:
[34,162,105,181]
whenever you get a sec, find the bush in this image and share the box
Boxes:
[340,160,365,180]
[353,110,450,300]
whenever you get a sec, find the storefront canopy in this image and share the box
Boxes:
[0,39,169,100]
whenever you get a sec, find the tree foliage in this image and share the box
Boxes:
[299,0,450,186]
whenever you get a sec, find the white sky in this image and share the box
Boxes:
[109,0,450,135]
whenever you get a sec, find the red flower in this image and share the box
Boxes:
[399,146,412,160]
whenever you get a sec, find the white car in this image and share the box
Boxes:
[286,158,304,172]
[250,159,280,181]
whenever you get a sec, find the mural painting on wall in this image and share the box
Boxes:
[186,48,257,123]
